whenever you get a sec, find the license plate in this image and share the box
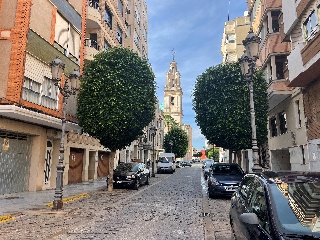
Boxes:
[225,187,235,191]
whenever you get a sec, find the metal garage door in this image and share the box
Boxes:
[0,131,31,194]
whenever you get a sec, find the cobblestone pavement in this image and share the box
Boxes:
[0,164,232,240]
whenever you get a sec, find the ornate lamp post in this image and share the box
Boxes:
[239,29,262,173]
[51,57,81,210]
[169,140,173,153]
[149,126,157,177]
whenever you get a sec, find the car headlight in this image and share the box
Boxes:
[210,178,221,186]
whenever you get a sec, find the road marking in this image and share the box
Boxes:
[0,215,14,224]
[46,193,89,207]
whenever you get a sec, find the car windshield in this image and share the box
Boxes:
[210,164,243,175]
[159,157,170,163]
[269,183,320,237]
[115,163,138,172]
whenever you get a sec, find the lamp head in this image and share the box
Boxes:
[239,51,249,75]
[69,69,81,90]
[242,28,261,59]
[50,57,65,81]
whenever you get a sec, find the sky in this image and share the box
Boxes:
[146,0,248,150]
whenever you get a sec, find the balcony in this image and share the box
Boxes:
[268,77,292,109]
[87,0,102,29]
[84,38,100,61]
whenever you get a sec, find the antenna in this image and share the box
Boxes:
[228,0,230,21]
[172,48,175,61]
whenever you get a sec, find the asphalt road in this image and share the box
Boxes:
[0,163,232,240]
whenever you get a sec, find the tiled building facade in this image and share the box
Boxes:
[0,0,160,195]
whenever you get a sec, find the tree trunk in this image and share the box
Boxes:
[107,151,116,192]
[228,150,233,163]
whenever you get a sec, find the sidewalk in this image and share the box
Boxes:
[0,178,108,217]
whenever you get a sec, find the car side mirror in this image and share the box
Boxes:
[239,213,259,225]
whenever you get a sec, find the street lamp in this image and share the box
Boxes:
[149,126,157,177]
[51,57,81,210]
[169,140,173,153]
[239,28,262,173]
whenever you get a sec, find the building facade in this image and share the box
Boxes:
[0,0,114,195]
[221,15,251,63]
[282,0,320,170]
[0,0,155,195]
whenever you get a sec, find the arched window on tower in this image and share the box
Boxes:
[170,97,175,105]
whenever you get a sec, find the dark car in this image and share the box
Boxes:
[229,171,320,240]
[113,162,150,190]
[207,163,244,198]
[203,161,215,180]
[181,161,192,167]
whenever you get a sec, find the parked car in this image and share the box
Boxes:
[176,161,182,168]
[230,171,320,239]
[207,163,244,198]
[157,157,176,173]
[203,161,215,180]
[181,161,192,167]
[113,162,150,190]
[202,159,214,170]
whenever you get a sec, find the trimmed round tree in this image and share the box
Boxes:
[192,62,268,152]
[77,47,156,190]
[163,127,189,158]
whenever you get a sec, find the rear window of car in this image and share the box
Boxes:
[211,165,243,175]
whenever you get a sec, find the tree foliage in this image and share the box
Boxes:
[206,148,219,161]
[192,62,268,151]
[77,47,156,151]
[163,127,189,158]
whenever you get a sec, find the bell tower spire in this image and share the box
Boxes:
[164,56,183,125]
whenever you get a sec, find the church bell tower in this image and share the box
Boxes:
[164,55,183,124]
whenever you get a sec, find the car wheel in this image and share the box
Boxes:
[133,180,139,190]
[145,176,149,185]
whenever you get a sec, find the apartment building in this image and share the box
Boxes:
[282,0,320,170]
[247,0,309,171]
[0,0,156,195]
[221,15,251,63]
[0,0,113,195]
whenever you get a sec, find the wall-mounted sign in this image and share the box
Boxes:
[2,139,9,151]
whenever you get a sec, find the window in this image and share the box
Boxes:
[104,39,110,51]
[105,7,112,28]
[279,112,287,135]
[22,77,41,105]
[303,10,318,40]
[270,116,277,137]
[170,97,175,105]
[239,176,255,202]
[275,56,285,79]
[271,11,280,33]
[226,34,235,43]
[247,181,271,235]
[300,145,306,164]
[41,77,58,109]
[89,33,99,50]
[54,13,80,60]
[88,0,100,10]
[116,26,123,44]
[295,100,301,128]
[118,0,123,16]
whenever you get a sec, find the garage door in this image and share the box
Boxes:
[0,131,31,194]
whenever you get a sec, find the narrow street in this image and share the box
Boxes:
[0,164,232,240]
